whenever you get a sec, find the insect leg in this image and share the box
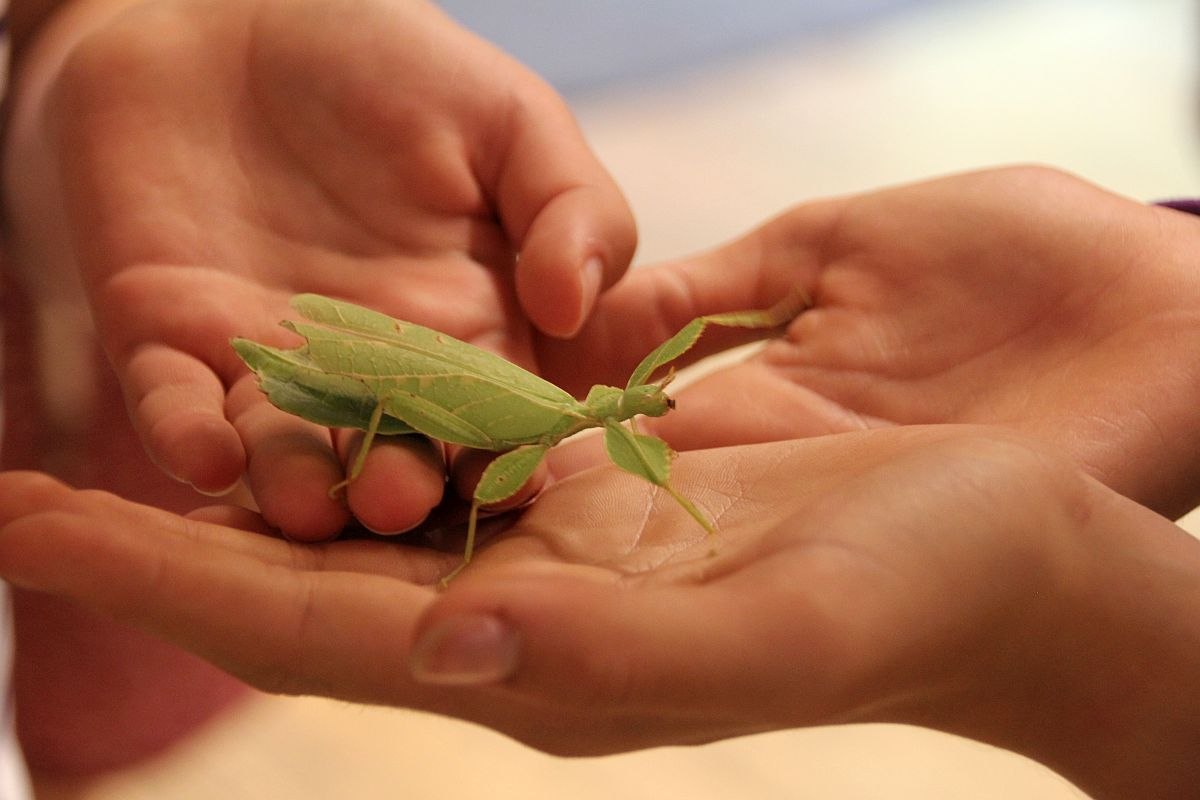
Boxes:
[658,484,716,535]
[602,420,715,533]
[625,287,811,389]
[328,401,386,497]
[440,444,551,586]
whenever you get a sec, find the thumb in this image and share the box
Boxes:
[406,566,844,754]
[487,82,637,338]
[537,201,835,393]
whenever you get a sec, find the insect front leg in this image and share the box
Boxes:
[602,420,715,534]
[624,287,811,389]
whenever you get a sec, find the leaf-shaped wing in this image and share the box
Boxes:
[287,295,595,446]
[290,294,575,407]
[231,337,413,434]
[233,295,596,449]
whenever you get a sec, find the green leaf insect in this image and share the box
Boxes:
[231,290,809,575]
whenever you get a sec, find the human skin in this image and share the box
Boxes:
[0,428,1196,799]
[13,160,1199,782]
[0,0,635,776]
[1,283,250,777]
[2,0,637,539]
[540,166,1200,520]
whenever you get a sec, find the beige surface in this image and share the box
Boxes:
[46,702,1084,800]
[41,1,1196,797]
[579,0,1200,266]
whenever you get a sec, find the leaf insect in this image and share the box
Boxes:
[232,290,809,577]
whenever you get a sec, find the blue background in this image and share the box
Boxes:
[436,1,951,94]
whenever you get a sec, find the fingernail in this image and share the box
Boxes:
[410,613,520,686]
[578,256,604,321]
[190,478,242,498]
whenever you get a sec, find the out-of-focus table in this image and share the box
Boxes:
[39,1,1197,797]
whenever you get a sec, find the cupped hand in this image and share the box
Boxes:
[0,428,1068,740]
[543,166,1200,517]
[3,0,635,536]
[6,425,1197,800]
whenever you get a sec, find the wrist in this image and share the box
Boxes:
[873,461,1200,799]
[1008,486,1200,798]
[1084,202,1200,517]
[1151,204,1200,514]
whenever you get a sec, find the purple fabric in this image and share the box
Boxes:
[1156,198,1200,216]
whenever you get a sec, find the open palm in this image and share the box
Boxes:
[5,425,1193,800]
[4,0,634,537]
[548,167,1200,517]
[0,429,1090,746]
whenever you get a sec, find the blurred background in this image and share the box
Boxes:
[43,0,1197,797]
[439,0,1200,265]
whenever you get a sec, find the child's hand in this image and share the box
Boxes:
[3,0,635,537]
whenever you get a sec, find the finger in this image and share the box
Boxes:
[409,568,846,736]
[0,473,275,571]
[181,504,458,584]
[0,472,75,527]
[448,447,546,512]
[0,456,453,584]
[642,360,887,451]
[487,84,637,338]
[540,432,608,482]
[0,472,293,570]
[513,184,634,338]
[538,203,837,393]
[226,374,350,540]
[335,431,446,535]
[0,485,442,703]
[185,504,278,535]
[121,344,246,494]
